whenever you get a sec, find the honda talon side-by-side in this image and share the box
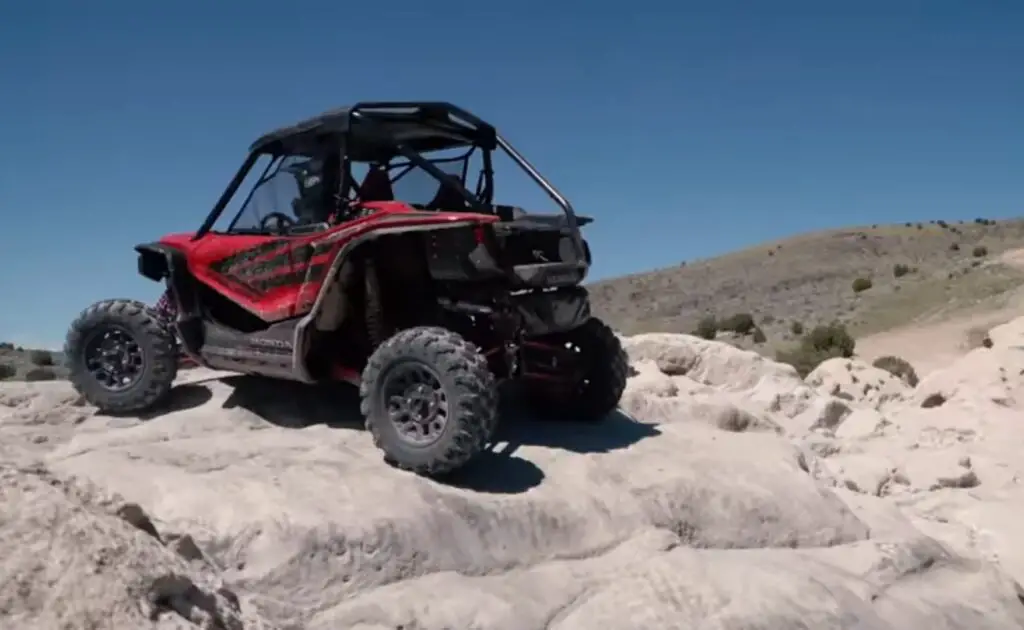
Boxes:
[64,101,628,477]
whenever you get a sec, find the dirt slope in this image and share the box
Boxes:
[590,218,1024,344]
[4,317,1024,628]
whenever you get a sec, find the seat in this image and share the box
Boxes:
[426,175,468,210]
[359,166,394,202]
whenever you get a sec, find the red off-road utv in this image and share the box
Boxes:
[64,102,628,476]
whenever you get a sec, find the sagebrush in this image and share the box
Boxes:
[872,355,920,387]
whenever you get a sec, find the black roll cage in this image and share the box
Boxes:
[194,102,583,258]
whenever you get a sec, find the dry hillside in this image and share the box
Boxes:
[590,217,1024,346]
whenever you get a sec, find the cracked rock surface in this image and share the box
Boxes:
[4,320,1024,629]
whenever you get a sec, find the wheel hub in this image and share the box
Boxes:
[84,327,144,392]
[383,364,449,445]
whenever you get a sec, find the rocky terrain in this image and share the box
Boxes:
[0,343,67,381]
[3,314,1024,629]
[590,218,1024,345]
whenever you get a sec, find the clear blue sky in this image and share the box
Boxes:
[1,1,1022,349]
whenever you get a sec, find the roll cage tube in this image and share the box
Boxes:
[349,110,492,214]
[195,104,583,252]
[195,150,263,240]
[494,134,585,260]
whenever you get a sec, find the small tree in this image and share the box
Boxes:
[803,322,856,358]
[719,313,756,335]
[776,322,856,378]
[694,316,718,340]
[29,349,54,366]
[851,277,873,293]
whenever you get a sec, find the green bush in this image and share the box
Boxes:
[872,355,919,387]
[775,347,840,378]
[694,316,717,340]
[24,367,57,382]
[790,321,804,335]
[29,349,54,366]
[851,277,873,293]
[803,322,856,358]
[719,312,756,335]
[972,245,988,257]
[776,322,856,378]
[0,363,16,380]
[892,263,910,278]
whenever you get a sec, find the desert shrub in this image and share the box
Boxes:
[916,223,923,229]
[0,342,13,351]
[719,312,756,335]
[937,220,948,228]
[972,245,988,257]
[752,327,767,344]
[803,322,856,358]
[694,316,717,340]
[0,363,16,380]
[949,243,960,251]
[904,222,912,227]
[872,355,920,387]
[776,322,856,378]
[24,367,57,382]
[851,277,873,293]
[790,321,804,335]
[29,349,54,366]
[892,263,910,278]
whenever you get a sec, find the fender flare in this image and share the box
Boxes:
[134,242,205,357]
[290,220,483,382]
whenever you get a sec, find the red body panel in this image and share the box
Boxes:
[161,203,499,322]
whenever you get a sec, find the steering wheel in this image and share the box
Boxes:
[259,212,296,233]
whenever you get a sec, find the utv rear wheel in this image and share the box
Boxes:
[530,317,628,420]
[360,326,498,477]
[64,299,179,414]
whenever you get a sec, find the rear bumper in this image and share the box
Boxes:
[510,286,590,336]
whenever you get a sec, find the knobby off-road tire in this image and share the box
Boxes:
[64,299,179,414]
[360,326,499,477]
[533,317,629,420]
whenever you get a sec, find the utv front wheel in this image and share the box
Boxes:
[360,327,498,477]
[64,299,179,414]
